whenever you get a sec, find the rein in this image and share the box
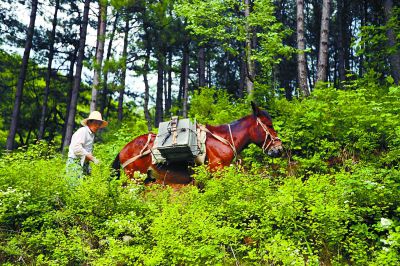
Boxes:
[256,117,281,153]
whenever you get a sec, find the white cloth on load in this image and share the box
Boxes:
[194,126,207,165]
[151,138,166,164]
[68,126,94,166]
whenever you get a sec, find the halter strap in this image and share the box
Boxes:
[228,124,238,159]
[256,117,280,153]
[200,125,237,161]
[121,134,153,169]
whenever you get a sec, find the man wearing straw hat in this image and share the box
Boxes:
[66,111,108,179]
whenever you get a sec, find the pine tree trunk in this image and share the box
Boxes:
[142,21,152,131]
[239,49,246,98]
[6,0,38,150]
[166,51,172,116]
[178,49,185,104]
[62,0,91,153]
[182,40,190,118]
[90,1,107,112]
[343,2,351,75]
[143,47,152,131]
[167,51,172,112]
[316,0,331,83]
[337,24,345,84]
[244,0,254,95]
[61,46,78,148]
[207,58,212,87]
[38,0,59,140]
[100,12,119,116]
[164,68,168,116]
[155,52,164,127]
[198,45,206,88]
[384,0,400,84]
[310,0,320,86]
[296,0,310,96]
[336,0,346,87]
[118,16,129,122]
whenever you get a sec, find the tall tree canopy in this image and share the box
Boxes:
[0,0,399,149]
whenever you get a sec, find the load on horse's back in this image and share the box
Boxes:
[112,102,283,187]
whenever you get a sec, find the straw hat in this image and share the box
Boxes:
[81,111,108,128]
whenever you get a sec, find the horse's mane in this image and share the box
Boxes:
[128,132,155,145]
[205,109,272,134]
[205,114,254,134]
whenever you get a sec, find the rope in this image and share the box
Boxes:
[228,124,238,159]
[256,117,280,152]
[200,125,237,161]
[121,134,153,169]
[121,118,277,169]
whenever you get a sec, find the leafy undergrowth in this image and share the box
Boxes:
[1,155,399,265]
[1,79,400,265]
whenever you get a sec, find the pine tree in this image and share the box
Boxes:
[6,0,39,150]
[62,0,91,152]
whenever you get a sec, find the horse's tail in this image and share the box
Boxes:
[111,153,121,179]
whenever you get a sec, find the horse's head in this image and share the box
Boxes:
[249,102,283,157]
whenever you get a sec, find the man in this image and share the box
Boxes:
[66,111,108,179]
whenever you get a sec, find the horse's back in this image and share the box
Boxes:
[121,133,155,155]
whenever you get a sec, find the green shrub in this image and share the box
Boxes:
[1,80,400,265]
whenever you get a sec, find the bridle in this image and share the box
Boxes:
[202,117,281,158]
[256,117,281,153]
[121,117,281,169]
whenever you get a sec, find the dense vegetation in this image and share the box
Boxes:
[1,75,400,264]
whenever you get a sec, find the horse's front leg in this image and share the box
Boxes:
[207,148,233,172]
[124,154,152,179]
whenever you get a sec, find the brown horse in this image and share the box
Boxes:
[112,102,283,187]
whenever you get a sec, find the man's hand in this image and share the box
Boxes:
[86,153,99,164]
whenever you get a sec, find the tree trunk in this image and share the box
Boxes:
[164,67,168,116]
[38,0,59,140]
[178,49,185,104]
[155,51,164,127]
[118,15,129,122]
[239,50,246,98]
[244,0,255,95]
[310,0,320,85]
[165,50,172,116]
[61,45,78,148]
[316,0,331,83]
[100,12,119,116]
[207,58,212,87]
[336,0,346,87]
[383,0,400,84]
[343,1,351,76]
[296,0,310,96]
[198,45,206,88]
[182,40,190,118]
[143,47,152,131]
[6,0,38,150]
[142,21,152,131]
[90,0,107,112]
[62,0,91,153]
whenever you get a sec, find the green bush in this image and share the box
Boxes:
[1,80,400,265]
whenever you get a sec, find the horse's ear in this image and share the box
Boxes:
[251,101,260,116]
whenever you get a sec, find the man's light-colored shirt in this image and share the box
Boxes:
[68,126,94,166]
